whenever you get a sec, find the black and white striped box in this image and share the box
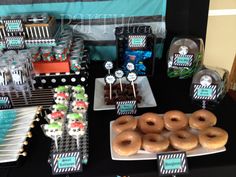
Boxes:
[157,151,188,176]
[52,151,82,175]
[116,100,137,115]
[193,84,217,101]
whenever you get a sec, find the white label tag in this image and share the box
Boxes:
[127,72,137,82]
[104,61,113,70]
[115,69,124,78]
[126,62,135,71]
[105,74,116,84]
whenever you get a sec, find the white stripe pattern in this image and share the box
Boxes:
[128,35,146,48]
[3,20,23,33]
[116,101,137,115]
[193,84,217,100]
[173,54,193,67]
[52,152,82,175]
[159,152,187,175]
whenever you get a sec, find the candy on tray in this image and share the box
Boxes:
[51,104,68,113]
[47,111,65,123]
[73,93,88,102]
[67,121,86,137]
[67,113,84,123]
[42,122,63,151]
[67,121,87,150]
[54,93,70,105]
[54,86,70,93]
[72,101,89,114]
[43,122,63,137]
[72,85,85,95]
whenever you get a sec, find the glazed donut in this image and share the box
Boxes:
[142,134,169,153]
[199,127,228,149]
[112,115,137,134]
[112,130,141,156]
[189,109,217,130]
[169,130,198,151]
[138,113,164,134]
[163,110,188,131]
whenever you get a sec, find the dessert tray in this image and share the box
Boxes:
[110,116,226,161]
[94,76,157,111]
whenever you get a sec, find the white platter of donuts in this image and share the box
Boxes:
[110,110,228,160]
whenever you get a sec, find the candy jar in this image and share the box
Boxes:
[41,13,49,23]
[71,48,84,60]
[0,61,12,97]
[51,104,68,114]
[14,53,35,91]
[67,121,87,150]
[67,113,84,124]
[47,111,65,124]
[73,93,88,102]
[10,61,31,104]
[190,65,229,108]
[72,85,85,95]
[53,93,70,105]
[70,56,81,72]
[54,85,70,93]
[167,37,204,79]
[10,61,28,86]
[54,46,67,61]
[57,41,69,55]
[29,47,41,62]
[4,50,17,59]
[72,101,89,114]
[41,47,54,61]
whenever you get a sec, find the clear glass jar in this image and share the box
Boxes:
[4,50,17,57]
[57,40,69,54]
[10,61,28,85]
[70,56,81,72]
[54,46,67,61]
[41,13,49,23]
[0,62,11,86]
[41,47,54,61]
[30,47,41,62]
[73,38,84,47]
[71,49,83,61]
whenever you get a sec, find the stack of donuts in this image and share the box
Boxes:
[112,110,228,156]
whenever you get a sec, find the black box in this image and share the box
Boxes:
[115,25,156,76]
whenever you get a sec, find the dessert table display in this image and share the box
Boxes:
[0,1,236,176]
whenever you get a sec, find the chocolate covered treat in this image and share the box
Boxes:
[104,83,142,105]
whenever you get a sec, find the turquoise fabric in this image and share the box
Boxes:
[0,0,166,60]
[0,0,166,19]
[88,43,164,60]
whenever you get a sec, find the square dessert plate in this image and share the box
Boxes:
[93,76,157,111]
[110,115,226,161]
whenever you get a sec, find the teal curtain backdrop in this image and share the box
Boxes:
[0,0,167,60]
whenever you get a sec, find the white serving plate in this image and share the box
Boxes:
[93,76,157,111]
[0,106,39,163]
[110,117,226,161]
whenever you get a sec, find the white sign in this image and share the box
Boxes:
[126,62,135,71]
[127,72,137,82]
[105,74,116,84]
[104,61,113,70]
[115,69,124,78]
